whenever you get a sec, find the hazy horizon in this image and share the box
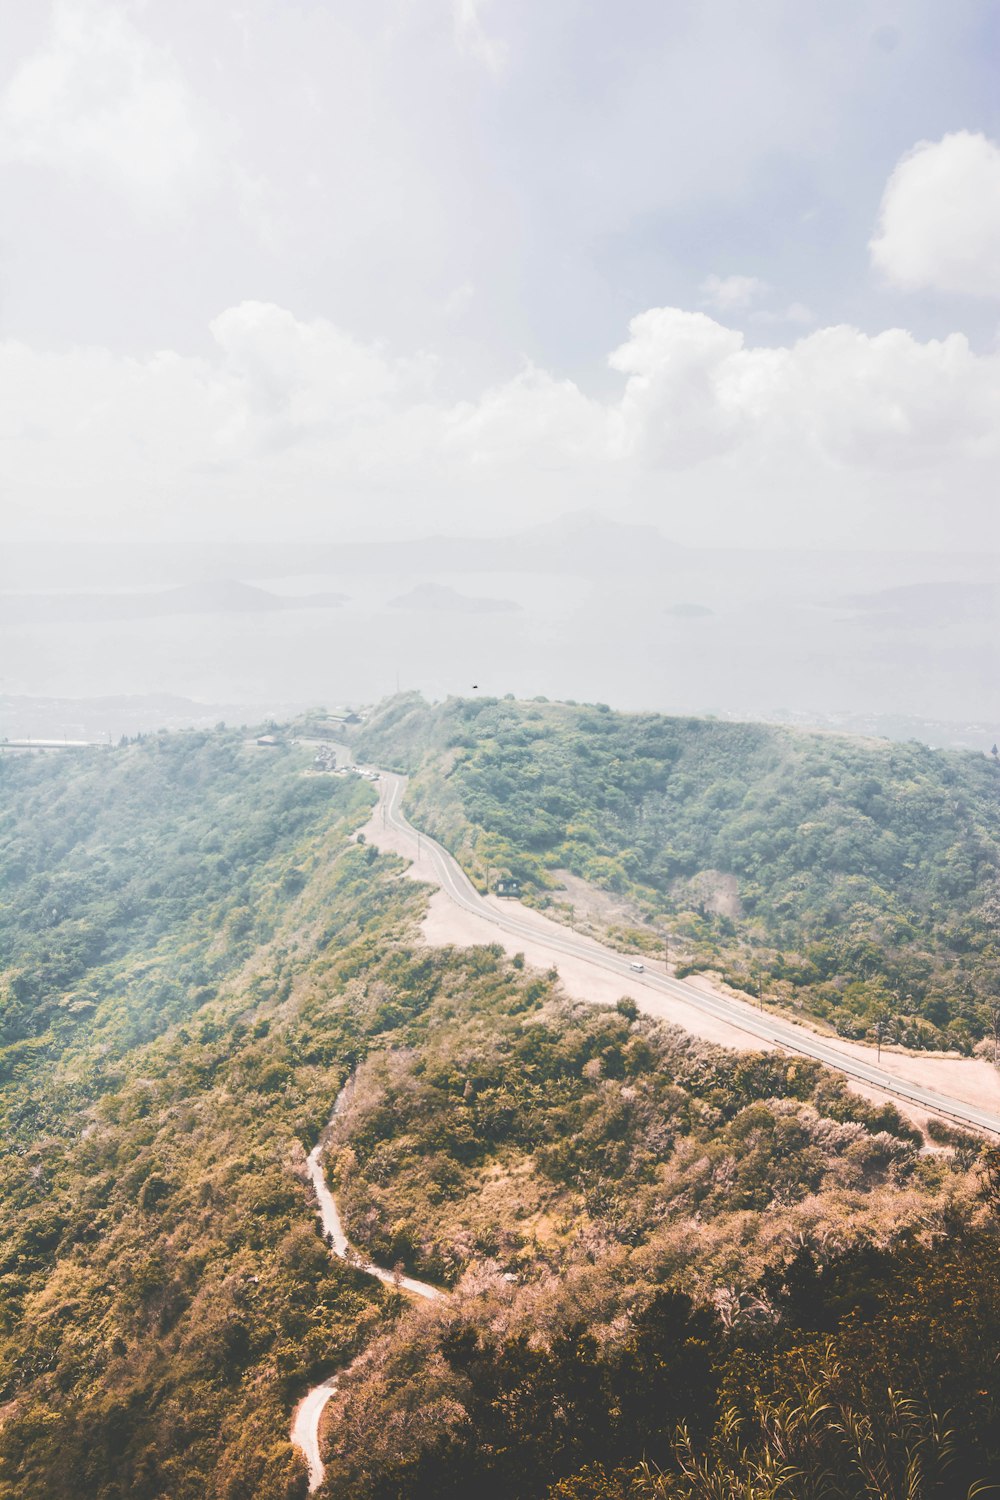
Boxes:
[2,2,998,739]
[4,16,1000,1489]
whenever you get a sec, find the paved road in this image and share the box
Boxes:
[292,764,1000,1484]
[373,769,1000,1139]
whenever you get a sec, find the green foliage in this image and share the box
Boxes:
[357,695,1000,1048]
[2,722,998,1500]
[317,1201,1000,1499]
[0,734,405,1498]
[332,988,923,1288]
[0,732,374,1067]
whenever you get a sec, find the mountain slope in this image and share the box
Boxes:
[1,725,999,1499]
[355,693,1000,1050]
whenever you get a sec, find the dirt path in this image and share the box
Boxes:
[290,1082,443,1492]
[290,1375,340,1491]
[292,765,1000,1485]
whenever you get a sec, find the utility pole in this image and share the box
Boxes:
[991,1003,1000,1066]
[663,930,669,974]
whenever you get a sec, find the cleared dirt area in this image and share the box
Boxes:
[357,792,1000,1130]
[422,886,774,1052]
[543,868,646,939]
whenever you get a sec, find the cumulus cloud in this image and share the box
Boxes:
[611,309,1000,472]
[0,0,222,215]
[2,299,999,543]
[610,309,750,467]
[760,325,1000,468]
[443,365,610,469]
[870,131,1000,298]
[208,302,431,440]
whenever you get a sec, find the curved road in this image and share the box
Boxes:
[293,761,1000,1486]
[291,1082,443,1492]
[373,769,1000,1139]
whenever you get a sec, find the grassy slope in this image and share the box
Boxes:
[0,735,400,1499]
[317,968,995,1495]
[332,991,933,1291]
[1,729,999,1500]
[355,693,1000,1050]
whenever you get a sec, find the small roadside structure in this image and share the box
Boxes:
[256,733,282,747]
[494,877,521,898]
[303,712,360,737]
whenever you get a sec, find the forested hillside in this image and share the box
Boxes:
[0,734,386,1496]
[0,733,371,1069]
[356,694,1000,1051]
[1,728,999,1499]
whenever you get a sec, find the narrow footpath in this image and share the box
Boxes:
[290,1082,444,1492]
[292,762,1000,1486]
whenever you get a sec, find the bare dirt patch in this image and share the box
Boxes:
[422,888,777,1051]
[363,780,1000,1134]
[544,869,648,938]
[675,868,743,920]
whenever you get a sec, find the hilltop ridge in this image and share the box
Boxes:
[355,692,1000,1052]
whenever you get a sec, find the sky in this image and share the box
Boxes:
[2,0,1000,553]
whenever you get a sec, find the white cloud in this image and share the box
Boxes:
[452,0,508,76]
[758,325,1000,468]
[0,0,222,216]
[210,302,408,415]
[611,308,749,467]
[2,299,999,545]
[443,364,610,469]
[610,308,1000,473]
[870,131,1000,298]
[700,273,768,312]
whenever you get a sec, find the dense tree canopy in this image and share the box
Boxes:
[1,725,998,1499]
[358,694,1000,1049]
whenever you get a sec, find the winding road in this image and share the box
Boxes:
[292,760,1000,1487]
[291,1082,444,1492]
[372,769,1000,1138]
